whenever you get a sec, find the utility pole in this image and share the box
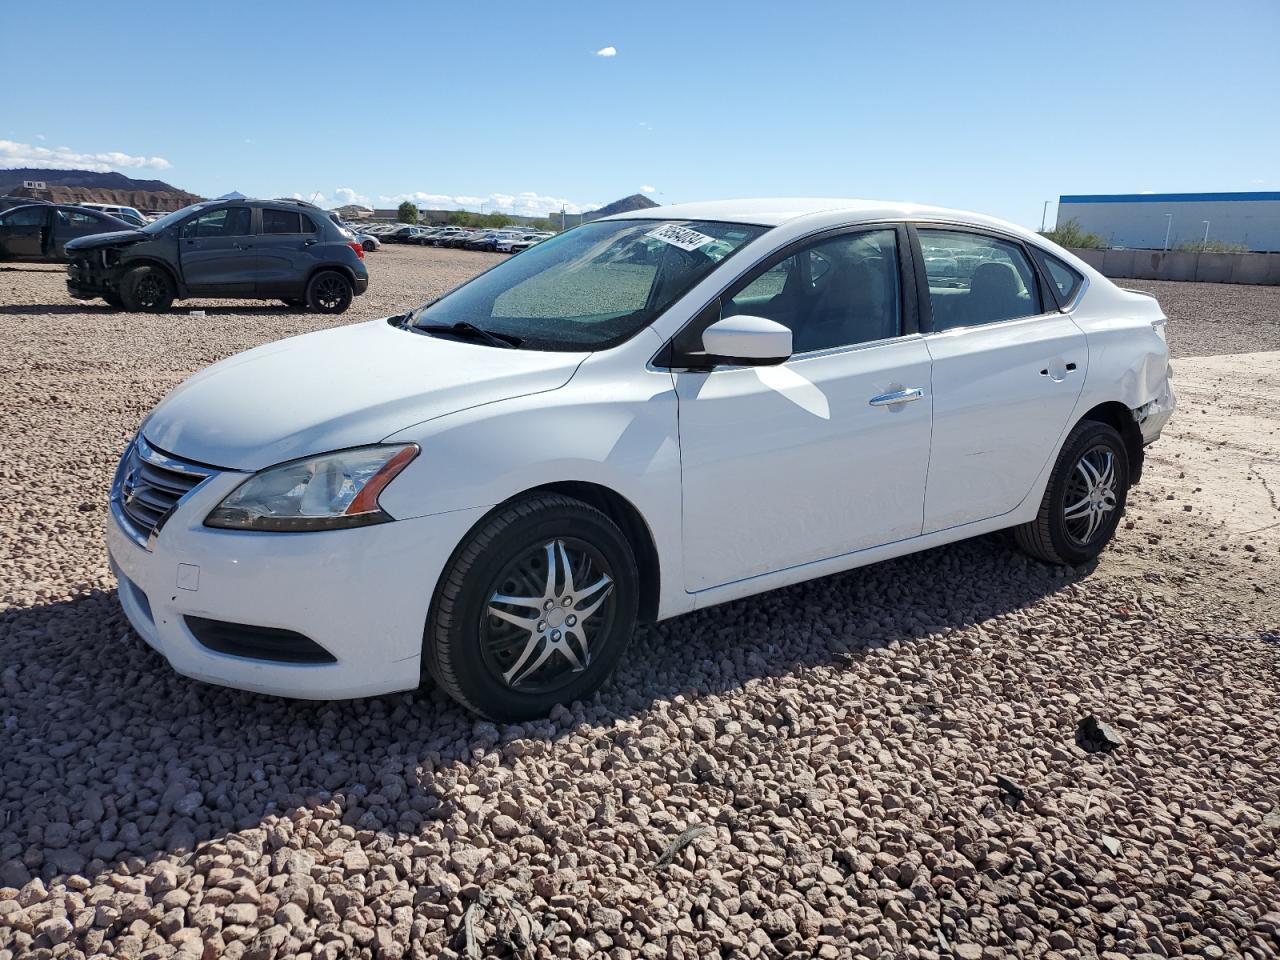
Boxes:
[1040,200,1051,232]
[1163,213,1173,252]
[1201,220,1211,251]
[561,204,566,231]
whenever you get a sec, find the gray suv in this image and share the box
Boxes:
[65,198,369,313]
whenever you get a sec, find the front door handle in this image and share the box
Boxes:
[869,387,924,407]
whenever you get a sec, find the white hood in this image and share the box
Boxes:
[143,319,586,471]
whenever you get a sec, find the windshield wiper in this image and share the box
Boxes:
[415,321,522,349]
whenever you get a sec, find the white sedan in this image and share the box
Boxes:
[108,199,1175,718]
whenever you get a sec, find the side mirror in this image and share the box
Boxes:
[699,315,792,367]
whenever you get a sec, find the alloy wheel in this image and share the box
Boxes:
[1062,444,1118,546]
[136,274,165,309]
[314,275,347,310]
[481,538,616,693]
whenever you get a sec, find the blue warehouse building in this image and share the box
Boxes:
[1056,192,1280,252]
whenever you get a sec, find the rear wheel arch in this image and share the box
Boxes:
[1077,401,1144,484]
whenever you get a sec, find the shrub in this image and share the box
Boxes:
[1041,218,1107,249]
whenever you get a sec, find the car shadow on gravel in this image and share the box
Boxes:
[0,533,1091,887]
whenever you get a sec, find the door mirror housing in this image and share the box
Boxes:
[699,315,792,367]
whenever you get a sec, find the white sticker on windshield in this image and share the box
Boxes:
[646,223,716,252]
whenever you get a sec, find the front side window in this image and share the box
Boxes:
[2,206,48,227]
[723,228,902,353]
[411,219,767,350]
[918,229,1042,329]
[262,209,304,234]
[182,207,251,239]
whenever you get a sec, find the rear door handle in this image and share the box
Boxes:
[869,387,924,407]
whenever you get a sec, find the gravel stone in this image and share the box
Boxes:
[1,254,1278,957]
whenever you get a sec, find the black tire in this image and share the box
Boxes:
[362,239,375,252]
[305,270,353,314]
[1014,419,1130,566]
[281,297,306,309]
[425,493,639,720]
[119,264,175,312]
[103,292,124,309]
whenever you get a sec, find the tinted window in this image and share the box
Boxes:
[262,209,304,234]
[723,229,902,353]
[182,207,251,238]
[2,207,47,227]
[918,230,1042,329]
[56,209,99,226]
[1037,252,1082,305]
[300,213,318,233]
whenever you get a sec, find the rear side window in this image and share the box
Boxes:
[262,209,304,234]
[917,229,1042,330]
[1035,251,1083,306]
[57,209,100,226]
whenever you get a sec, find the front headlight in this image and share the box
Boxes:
[205,444,418,532]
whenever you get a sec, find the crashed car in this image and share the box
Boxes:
[65,198,369,313]
[0,203,132,262]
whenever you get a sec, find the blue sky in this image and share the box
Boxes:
[4,0,1278,227]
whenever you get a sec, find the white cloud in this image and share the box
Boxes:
[0,139,170,172]
[293,187,373,209]
[640,185,656,194]
[35,134,46,141]
[595,46,617,57]
[377,190,601,216]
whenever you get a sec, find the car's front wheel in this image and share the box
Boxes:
[305,270,353,314]
[425,493,639,720]
[119,264,175,312]
[1014,419,1130,566]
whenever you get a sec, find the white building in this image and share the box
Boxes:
[1056,192,1280,252]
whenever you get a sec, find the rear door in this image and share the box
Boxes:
[50,208,118,258]
[0,205,50,259]
[912,225,1087,533]
[178,206,255,295]
[254,207,323,297]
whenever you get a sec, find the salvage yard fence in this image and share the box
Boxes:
[1068,247,1280,285]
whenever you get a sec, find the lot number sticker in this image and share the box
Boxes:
[646,223,716,251]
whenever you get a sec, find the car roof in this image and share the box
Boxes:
[599,197,1039,239]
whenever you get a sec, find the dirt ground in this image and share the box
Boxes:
[1,248,1277,959]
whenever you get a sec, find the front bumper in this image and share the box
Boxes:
[66,255,117,299]
[107,458,486,699]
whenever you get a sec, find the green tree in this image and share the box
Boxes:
[1040,218,1106,250]
[396,201,419,225]
[448,211,479,227]
[482,212,514,228]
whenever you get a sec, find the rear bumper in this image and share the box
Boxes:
[353,273,369,295]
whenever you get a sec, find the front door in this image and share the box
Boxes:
[178,206,256,295]
[675,226,934,591]
[913,227,1088,532]
[0,205,50,259]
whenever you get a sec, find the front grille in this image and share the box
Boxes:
[115,437,212,544]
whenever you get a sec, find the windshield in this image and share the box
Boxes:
[143,202,216,233]
[411,218,767,350]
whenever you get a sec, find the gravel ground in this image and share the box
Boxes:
[2,248,1279,959]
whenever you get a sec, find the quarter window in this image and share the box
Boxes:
[723,229,902,353]
[182,207,251,238]
[1036,251,1083,306]
[918,229,1042,330]
[262,209,304,234]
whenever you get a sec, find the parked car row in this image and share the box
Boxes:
[354,222,554,253]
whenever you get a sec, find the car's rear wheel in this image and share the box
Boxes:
[1014,419,1130,566]
[119,264,175,312]
[425,493,639,720]
[305,270,353,314]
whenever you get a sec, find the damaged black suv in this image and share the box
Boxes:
[65,198,369,313]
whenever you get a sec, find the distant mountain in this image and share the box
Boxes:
[581,193,660,222]
[0,167,202,212]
